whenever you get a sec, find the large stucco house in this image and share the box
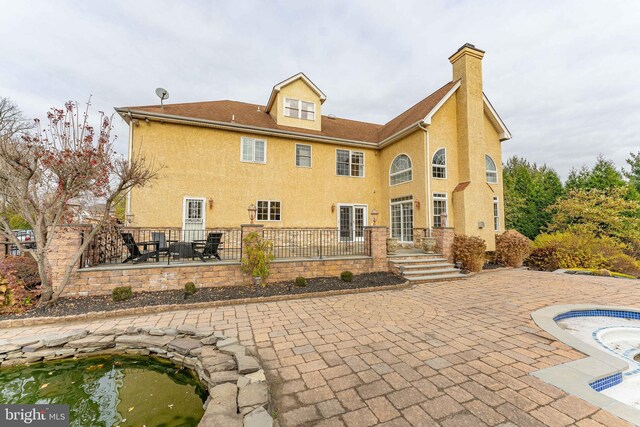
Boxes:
[116,44,510,250]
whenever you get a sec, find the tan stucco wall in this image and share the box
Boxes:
[129,122,381,228]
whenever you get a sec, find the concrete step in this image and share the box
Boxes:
[406,273,467,283]
[392,258,448,264]
[403,268,460,276]
[394,263,454,270]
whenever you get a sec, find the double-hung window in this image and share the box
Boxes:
[432,148,446,178]
[241,137,266,163]
[493,196,500,231]
[284,98,315,120]
[433,193,448,228]
[486,155,498,183]
[295,144,312,167]
[336,149,364,177]
[257,200,281,221]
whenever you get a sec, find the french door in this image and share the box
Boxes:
[338,204,367,242]
[390,196,413,242]
[183,197,205,241]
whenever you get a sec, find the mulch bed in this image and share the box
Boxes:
[1,272,404,320]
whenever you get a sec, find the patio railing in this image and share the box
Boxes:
[80,227,242,268]
[264,228,371,259]
[80,226,372,268]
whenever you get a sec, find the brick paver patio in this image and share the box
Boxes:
[1,270,638,426]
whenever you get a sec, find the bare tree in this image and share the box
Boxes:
[0,97,157,304]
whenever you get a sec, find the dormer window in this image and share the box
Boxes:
[284,98,315,120]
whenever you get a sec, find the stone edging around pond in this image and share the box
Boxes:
[0,281,412,329]
[0,325,273,427]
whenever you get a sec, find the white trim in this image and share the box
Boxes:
[266,72,327,112]
[256,200,282,222]
[295,143,312,168]
[483,93,512,141]
[485,154,498,184]
[336,203,368,242]
[431,147,447,180]
[388,153,413,186]
[432,192,448,228]
[422,80,461,125]
[126,117,133,223]
[389,196,414,243]
[335,149,365,178]
[240,136,267,164]
[493,196,500,232]
[182,196,206,233]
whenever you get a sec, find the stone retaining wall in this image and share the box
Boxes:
[0,325,274,427]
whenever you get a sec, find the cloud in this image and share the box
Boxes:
[1,0,639,179]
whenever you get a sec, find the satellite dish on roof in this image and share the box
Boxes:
[155,88,169,106]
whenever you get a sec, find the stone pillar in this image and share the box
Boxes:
[47,224,92,294]
[365,226,389,271]
[241,224,264,240]
[432,227,455,262]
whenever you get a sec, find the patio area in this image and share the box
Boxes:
[1,269,637,426]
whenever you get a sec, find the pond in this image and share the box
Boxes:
[0,355,207,427]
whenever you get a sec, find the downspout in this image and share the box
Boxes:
[126,112,133,225]
[418,122,431,236]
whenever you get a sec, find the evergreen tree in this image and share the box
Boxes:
[502,156,564,239]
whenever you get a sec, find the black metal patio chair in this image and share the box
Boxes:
[121,232,159,264]
[151,231,171,258]
[193,232,223,261]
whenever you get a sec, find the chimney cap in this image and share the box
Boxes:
[449,43,485,62]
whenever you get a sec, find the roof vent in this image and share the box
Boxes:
[257,106,261,112]
[231,114,235,122]
[327,114,337,120]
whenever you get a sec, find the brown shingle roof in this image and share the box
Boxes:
[119,81,457,144]
[377,81,458,141]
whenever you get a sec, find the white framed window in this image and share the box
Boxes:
[336,149,364,177]
[433,192,448,228]
[241,137,266,163]
[284,98,315,120]
[390,196,414,242]
[493,196,500,231]
[389,154,412,185]
[256,200,281,221]
[432,148,446,179]
[486,155,498,183]
[295,144,312,168]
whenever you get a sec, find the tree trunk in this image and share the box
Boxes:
[36,256,53,305]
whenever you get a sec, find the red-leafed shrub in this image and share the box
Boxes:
[495,230,532,267]
[452,235,486,272]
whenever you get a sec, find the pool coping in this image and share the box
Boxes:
[531,304,640,426]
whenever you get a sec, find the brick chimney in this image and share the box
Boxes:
[449,43,485,183]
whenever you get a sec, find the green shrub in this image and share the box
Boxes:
[527,232,640,277]
[495,230,532,267]
[294,276,307,287]
[112,286,133,302]
[241,232,275,286]
[452,235,486,272]
[184,282,197,295]
[340,271,353,282]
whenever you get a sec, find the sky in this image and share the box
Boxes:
[1,0,639,180]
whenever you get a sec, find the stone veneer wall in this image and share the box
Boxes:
[54,225,390,297]
[432,227,455,262]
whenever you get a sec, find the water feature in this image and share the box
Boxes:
[0,355,207,427]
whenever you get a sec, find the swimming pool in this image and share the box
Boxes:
[531,305,640,425]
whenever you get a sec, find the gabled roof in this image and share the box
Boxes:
[265,72,327,113]
[116,78,510,146]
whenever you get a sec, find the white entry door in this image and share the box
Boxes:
[183,197,205,241]
[338,204,367,242]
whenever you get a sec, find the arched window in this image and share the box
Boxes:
[389,154,412,185]
[432,148,446,178]
[486,155,498,183]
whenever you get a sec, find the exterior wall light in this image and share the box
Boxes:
[208,197,214,208]
[125,212,134,226]
[414,200,420,209]
[331,203,336,213]
[248,203,257,224]
[371,209,379,225]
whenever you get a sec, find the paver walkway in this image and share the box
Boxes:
[1,270,638,426]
